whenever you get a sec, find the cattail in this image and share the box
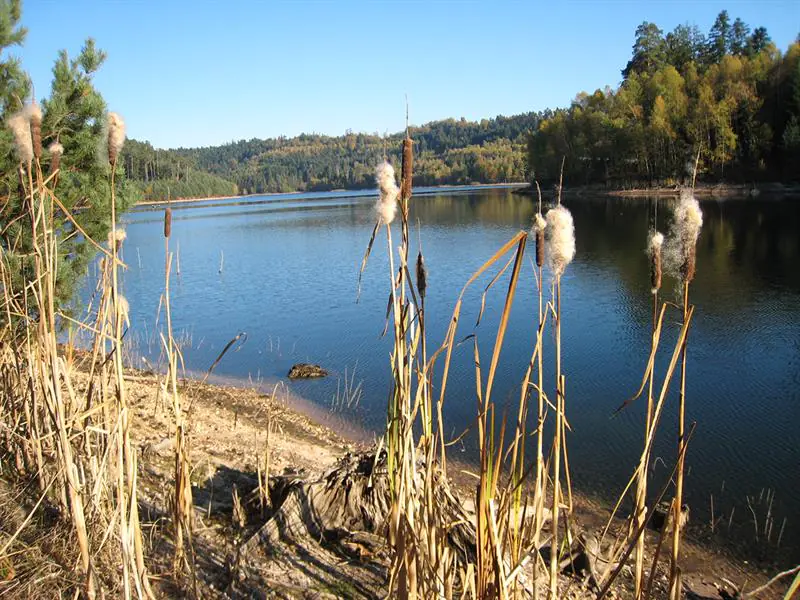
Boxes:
[48,142,64,176]
[116,295,130,327]
[164,208,172,238]
[648,231,664,294]
[27,102,42,159]
[545,205,575,278]
[416,251,427,300]
[107,112,126,165]
[401,136,413,201]
[108,227,127,251]
[375,161,399,224]
[7,110,33,163]
[665,191,703,284]
[532,213,546,268]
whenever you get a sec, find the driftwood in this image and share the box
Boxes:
[228,452,477,598]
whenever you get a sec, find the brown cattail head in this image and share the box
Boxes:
[532,213,546,268]
[648,231,664,294]
[680,248,696,284]
[28,103,42,160]
[416,251,427,300]
[48,142,63,177]
[536,230,545,268]
[164,208,172,238]
[401,136,413,201]
[107,112,126,165]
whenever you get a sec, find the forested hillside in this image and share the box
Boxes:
[123,11,799,201]
[123,113,540,201]
[528,12,800,187]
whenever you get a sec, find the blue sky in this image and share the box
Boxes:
[16,1,799,149]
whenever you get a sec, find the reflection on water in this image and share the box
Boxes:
[114,188,800,562]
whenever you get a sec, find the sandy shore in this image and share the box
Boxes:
[114,369,791,598]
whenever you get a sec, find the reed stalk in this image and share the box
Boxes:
[162,205,194,583]
[668,189,702,600]
[633,228,663,598]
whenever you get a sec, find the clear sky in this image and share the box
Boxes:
[15,0,799,149]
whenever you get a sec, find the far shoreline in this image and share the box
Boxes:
[134,182,529,207]
[514,181,800,199]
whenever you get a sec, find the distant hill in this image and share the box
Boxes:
[121,113,544,201]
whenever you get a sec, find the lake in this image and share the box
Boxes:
[114,186,800,563]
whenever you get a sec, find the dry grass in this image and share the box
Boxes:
[2,125,796,600]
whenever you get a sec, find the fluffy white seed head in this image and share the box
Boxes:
[25,102,42,125]
[7,110,33,163]
[664,190,703,281]
[48,142,64,156]
[648,231,664,254]
[532,212,546,233]
[545,205,575,278]
[107,112,126,163]
[116,295,130,327]
[107,227,127,249]
[375,161,399,225]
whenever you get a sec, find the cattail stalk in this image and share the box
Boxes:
[544,201,575,598]
[531,180,547,597]
[668,192,702,600]
[633,229,664,598]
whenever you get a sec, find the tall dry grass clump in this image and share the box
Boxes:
[0,108,152,598]
[360,150,588,598]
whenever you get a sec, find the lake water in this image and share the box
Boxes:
[115,186,800,563]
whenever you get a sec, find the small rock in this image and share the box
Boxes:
[287,363,328,379]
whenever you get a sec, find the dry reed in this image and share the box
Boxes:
[1,109,153,598]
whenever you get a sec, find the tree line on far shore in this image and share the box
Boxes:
[528,12,800,188]
[122,11,800,201]
[121,114,539,201]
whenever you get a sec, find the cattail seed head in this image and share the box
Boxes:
[648,231,664,294]
[164,208,172,238]
[532,213,546,268]
[7,110,33,163]
[26,102,42,159]
[375,161,399,224]
[108,227,127,251]
[416,251,427,300]
[545,205,575,278]
[107,112,126,164]
[401,137,413,201]
[48,142,63,176]
[665,191,703,284]
[117,295,130,327]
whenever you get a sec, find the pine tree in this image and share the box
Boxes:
[1,1,138,317]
